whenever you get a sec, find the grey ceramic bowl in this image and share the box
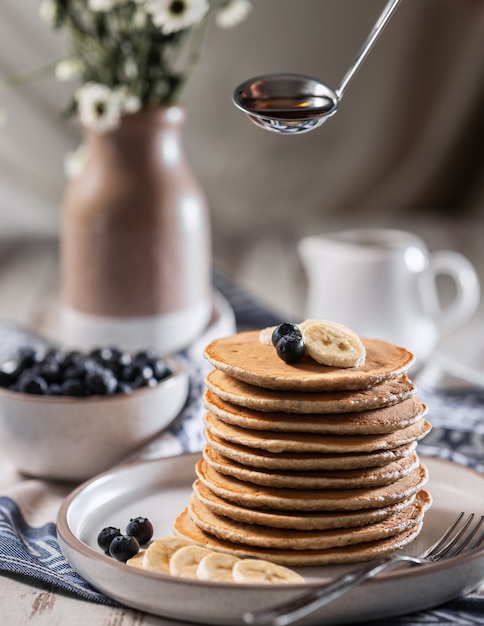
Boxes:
[0,357,188,482]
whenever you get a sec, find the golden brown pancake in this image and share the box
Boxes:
[205,428,418,471]
[196,459,429,511]
[204,412,432,454]
[173,508,427,566]
[204,390,427,435]
[202,446,420,490]
[193,479,418,530]
[203,332,415,391]
[187,489,431,551]
[205,370,416,414]
[175,326,431,567]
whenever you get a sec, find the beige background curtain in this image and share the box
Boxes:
[0,0,483,241]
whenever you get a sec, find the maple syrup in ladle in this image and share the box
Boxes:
[233,0,403,134]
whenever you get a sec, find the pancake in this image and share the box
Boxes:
[204,412,432,454]
[205,428,418,471]
[205,370,416,414]
[202,446,420,490]
[196,459,429,511]
[187,489,432,550]
[193,479,418,531]
[203,332,415,391]
[173,509,426,566]
[204,390,427,435]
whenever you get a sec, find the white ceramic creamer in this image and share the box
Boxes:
[298,228,480,364]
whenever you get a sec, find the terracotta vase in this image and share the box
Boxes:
[60,106,212,353]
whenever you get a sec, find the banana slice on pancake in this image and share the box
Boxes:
[259,326,276,345]
[300,319,366,368]
[232,559,304,584]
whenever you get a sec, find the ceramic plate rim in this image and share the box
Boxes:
[57,453,484,623]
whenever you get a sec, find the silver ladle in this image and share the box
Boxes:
[233,0,403,134]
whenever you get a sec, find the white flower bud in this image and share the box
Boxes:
[55,59,84,82]
[216,0,252,29]
[39,0,58,26]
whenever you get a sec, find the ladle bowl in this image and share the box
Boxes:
[233,74,338,134]
[233,0,402,134]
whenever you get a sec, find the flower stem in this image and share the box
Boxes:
[170,14,211,103]
[0,60,59,95]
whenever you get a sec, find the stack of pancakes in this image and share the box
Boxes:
[173,330,432,566]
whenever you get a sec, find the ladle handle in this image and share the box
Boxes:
[336,0,403,99]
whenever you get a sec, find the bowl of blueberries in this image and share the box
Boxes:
[0,345,189,481]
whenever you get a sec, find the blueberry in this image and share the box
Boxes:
[85,368,117,395]
[126,516,153,545]
[89,347,114,363]
[271,323,302,347]
[133,375,158,390]
[116,381,132,394]
[151,358,172,381]
[18,374,48,395]
[61,379,85,396]
[276,334,305,364]
[16,346,38,370]
[63,350,84,367]
[43,348,65,366]
[109,534,140,562]
[122,363,153,385]
[0,360,21,388]
[38,362,61,384]
[134,349,159,364]
[97,526,121,553]
[46,383,62,396]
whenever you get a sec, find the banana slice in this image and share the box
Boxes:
[232,559,304,584]
[259,326,276,345]
[142,536,192,573]
[300,319,366,368]
[196,552,240,582]
[169,545,213,579]
[126,551,145,569]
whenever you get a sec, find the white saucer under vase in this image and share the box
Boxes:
[59,291,236,355]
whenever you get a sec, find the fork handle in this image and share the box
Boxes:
[243,554,420,626]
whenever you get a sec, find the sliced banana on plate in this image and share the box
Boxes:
[232,559,305,584]
[300,319,366,368]
[169,545,213,579]
[126,551,145,569]
[126,534,305,585]
[142,536,192,573]
[196,552,240,582]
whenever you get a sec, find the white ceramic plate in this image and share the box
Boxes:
[57,454,484,625]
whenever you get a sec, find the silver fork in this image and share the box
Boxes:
[243,512,484,626]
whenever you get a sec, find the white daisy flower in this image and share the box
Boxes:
[38,0,58,26]
[76,83,122,133]
[146,0,209,35]
[215,0,252,29]
[63,143,88,180]
[55,58,84,82]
